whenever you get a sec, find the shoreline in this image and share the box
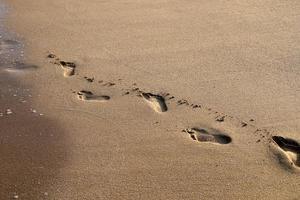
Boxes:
[1,0,300,199]
[0,1,69,199]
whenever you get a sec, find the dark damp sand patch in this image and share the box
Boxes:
[272,136,300,169]
[183,127,232,144]
[3,62,38,73]
[0,38,23,66]
[77,90,110,102]
[0,73,69,200]
[0,5,68,198]
[0,39,19,50]
[141,93,168,113]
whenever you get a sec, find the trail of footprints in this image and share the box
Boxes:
[46,53,300,171]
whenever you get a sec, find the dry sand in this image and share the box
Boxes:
[1,0,300,199]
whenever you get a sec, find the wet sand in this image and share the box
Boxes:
[0,78,69,199]
[1,0,300,199]
[0,2,69,199]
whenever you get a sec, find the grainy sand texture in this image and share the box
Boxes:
[1,0,300,199]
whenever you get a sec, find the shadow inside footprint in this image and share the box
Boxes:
[184,127,231,144]
[272,136,300,168]
[77,90,110,102]
[142,93,168,113]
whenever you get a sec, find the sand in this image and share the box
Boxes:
[1,0,300,199]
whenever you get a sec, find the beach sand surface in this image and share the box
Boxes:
[1,0,300,199]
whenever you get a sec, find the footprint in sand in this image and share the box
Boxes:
[77,90,110,102]
[46,54,76,77]
[183,127,232,144]
[141,93,168,113]
[59,61,76,77]
[272,136,300,169]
